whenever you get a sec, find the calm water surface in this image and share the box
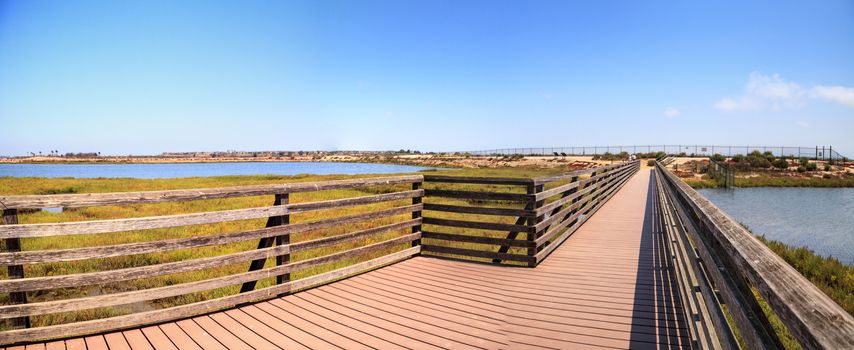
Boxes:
[0,162,436,179]
[698,187,854,264]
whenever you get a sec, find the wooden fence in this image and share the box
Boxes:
[0,175,424,344]
[421,160,639,266]
[655,162,854,349]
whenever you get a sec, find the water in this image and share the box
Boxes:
[698,187,854,264]
[0,162,436,179]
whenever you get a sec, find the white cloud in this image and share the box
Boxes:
[795,121,809,128]
[663,107,681,117]
[714,97,759,111]
[715,72,805,112]
[745,72,804,100]
[811,85,854,108]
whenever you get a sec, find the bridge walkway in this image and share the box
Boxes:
[8,169,688,350]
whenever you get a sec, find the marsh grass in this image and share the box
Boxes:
[1,167,567,329]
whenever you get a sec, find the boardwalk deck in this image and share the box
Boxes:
[7,169,688,350]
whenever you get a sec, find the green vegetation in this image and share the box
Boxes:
[755,235,853,315]
[683,173,854,188]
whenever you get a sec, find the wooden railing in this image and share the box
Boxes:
[655,162,854,349]
[0,175,423,344]
[421,160,639,266]
[0,163,643,344]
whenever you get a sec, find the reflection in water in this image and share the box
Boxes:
[698,187,854,265]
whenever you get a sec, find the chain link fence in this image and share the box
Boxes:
[465,145,846,162]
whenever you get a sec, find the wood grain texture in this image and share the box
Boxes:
[657,162,854,349]
[0,203,420,267]
[0,175,423,209]
[0,246,420,345]
[0,189,423,239]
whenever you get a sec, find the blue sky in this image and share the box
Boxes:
[1,0,852,156]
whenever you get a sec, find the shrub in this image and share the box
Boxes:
[772,159,789,169]
[797,166,806,173]
[710,153,725,162]
[799,157,810,167]
[647,160,655,166]
[806,162,818,171]
[823,174,832,179]
[824,164,831,171]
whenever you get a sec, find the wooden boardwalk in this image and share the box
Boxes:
[7,169,688,350]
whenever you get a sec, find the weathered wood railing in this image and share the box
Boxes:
[655,162,854,349]
[421,160,639,266]
[0,175,423,344]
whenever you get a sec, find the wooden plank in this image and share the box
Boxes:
[139,327,178,350]
[173,319,227,350]
[0,203,420,266]
[422,203,535,217]
[191,317,252,350]
[225,307,316,349]
[422,216,532,232]
[0,205,420,293]
[0,246,419,344]
[0,190,422,239]
[82,335,108,350]
[214,310,302,349]
[2,209,29,330]
[421,230,534,247]
[103,333,131,350]
[423,189,532,202]
[0,175,423,209]
[119,330,151,350]
[0,234,419,318]
[658,164,854,349]
[535,168,635,262]
[262,299,407,350]
[157,324,203,350]
[423,175,533,185]
[421,244,534,263]
[62,339,85,350]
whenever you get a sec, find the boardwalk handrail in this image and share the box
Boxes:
[655,162,854,349]
[421,161,640,266]
[0,175,424,344]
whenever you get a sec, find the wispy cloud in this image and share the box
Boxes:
[663,107,681,117]
[715,72,804,111]
[811,85,854,108]
[715,72,854,111]
[795,121,809,128]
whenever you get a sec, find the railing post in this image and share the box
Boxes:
[528,183,544,267]
[3,208,30,329]
[274,193,290,287]
[240,192,290,293]
[411,180,423,250]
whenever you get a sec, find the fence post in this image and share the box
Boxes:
[3,209,30,329]
[528,183,545,267]
[274,194,290,287]
[411,180,423,249]
[240,193,290,293]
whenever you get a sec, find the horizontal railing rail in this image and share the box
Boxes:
[421,161,640,266]
[0,175,424,344]
[655,162,854,349]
